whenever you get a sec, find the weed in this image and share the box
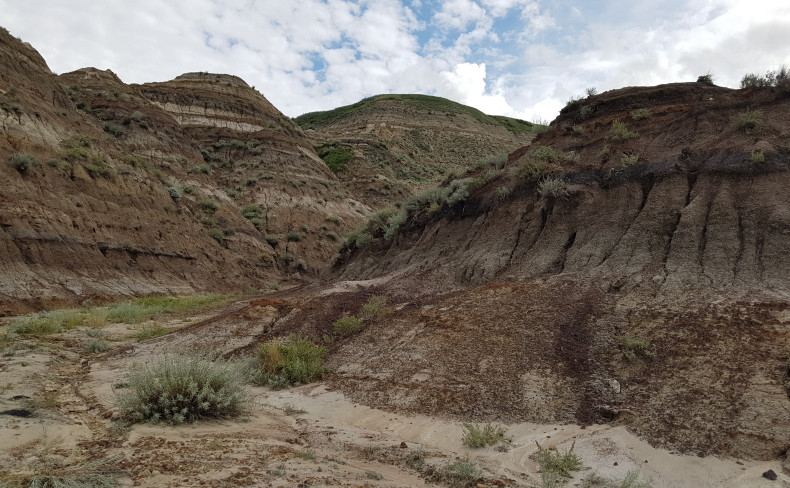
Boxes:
[445,456,482,483]
[405,445,426,468]
[333,316,364,335]
[107,302,160,324]
[740,66,789,88]
[117,354,248,424]
[361,296,388,321]
[366,471,384,480]
[296,449,316,460]
[538,177,568,198]
[168,186,181,201]
[256,335,327,389]
[205,441,226,451]
[585,87,598,97]
[85,340,110,354]
[630,108,652,121]
[737,110,763,133]
[198,200,219,213]
[22,457,122,488]
[697,73,714,85]
[189,164,211,174]
[240,205,262,219]
[271,463,286,476]
[609,120,639,141]
[621,154,639,167]
[579,105,594,120]
[266,235,279,246]
[208,227,225,243]
[461,422,509,448]
[287,232,305,242]
[282,404,307,415]
[582,469,653,488]
[572,125,585,135]
[750,150,765,163]
[103,123,125,138]
[622,337,655,361]
[11,152,39,173]
[534,441,584,479]
[132,323,174,340]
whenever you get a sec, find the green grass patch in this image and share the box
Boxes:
[132,323,175,340]
[360,296,388,321]
[461,422,509,448]
[534,441,585,480]
[621,336,655,361]
[117,354,249,424]
[315,143,353,173]
[333,316,364,336]
[108,294,229,324]
[609,119,639,141]
[256,335,327,389]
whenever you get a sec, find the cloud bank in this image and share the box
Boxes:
[2,0,789,121]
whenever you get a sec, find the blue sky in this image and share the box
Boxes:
[2,0,789,121]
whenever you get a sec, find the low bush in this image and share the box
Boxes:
[117,354,248,424]
[361,296,388,321]
[630,108,652,120]
[256,335,327,389]
[740,66,789,88]
[579,105,594,120]
[266,235,279,246]
[621,154,639,167]
[208,228,225,242]
[444,457,481,484]
[103,123,125,138]
[621,336,655,361]
[25,457,121,488]
[189,164,212,174]
[168,186,181,201]
[538,177,568,198]
[85,340,111,354]
[609,119,639,141]
[534,441,584,479]
[198,200,219,213]
[572,125,585,135]
[333,316,364,335]
[751,150,765,163]
[461,422,509,448]
[287,231,305,242]
[738,110,763,133]
[11,152,39,173]
[697,73,714,85]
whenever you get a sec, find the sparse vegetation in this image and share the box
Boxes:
[582,470,653,488]
[17,457,122,488]
[282,404,307,416]
[333,316,364,335]
[461,422,509,448]
[697,73,714,85]
[621,336,656,361]
[585,87,598,97]
[737,110,763,134]
[189,164,212,174]
[117,354,249,424]
[538,177,568,198]
[85,340,110,354]
[198,200,219,213]
[750,150,765,163]
[361,296,388,321]
[444,457,482,484]
[740,66,788,88]
[103,123,125,138]
[579,105,594,120]
[132,323,174,340]
[11,152,39,173]
[572,125,585,135]
[287,231,305,242]
[534,441,584,480]
[630,108,652,120]
[266,235,279,246]
[609,119,639,141]
[256,335,327,389]
[168,186,182,201]
[621,154,639,167]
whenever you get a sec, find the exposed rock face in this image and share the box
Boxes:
[0,28,368,313]
[322,81,790,459]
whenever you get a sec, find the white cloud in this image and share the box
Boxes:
[0,0,788,123]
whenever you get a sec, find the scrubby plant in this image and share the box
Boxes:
[444,457,482,483]
[579,105,594,120]
[609,119,639,141]
[168,186,182,201]
[750,150,765,163]
[582,469,653,488]
[116,354,249,424]
[208,227,225,243]
[287,231,305,242]
[621,336,656,361]
[630,108,652,120]
[85,340,111,354]
[25,457,122,488]
[198,200,219,213]
[461,422,509,448]
[538,177,568,198]
[361,296,388,321]
[189,164,211,174]
[740,66,789,88]
[697,73,714,85]
[241,204,263,219]
[534,441,584,480]
[256,335,327,389]
[585,87,598,97]
[621,153,639,167]
[482,153,508,168]
[333,316,364,335]
[103,123,125,138]
[738,110,763,133]
[572,125,585,135]
[266,235,279,246]
[11,152,39,173]
[316,143,353,172]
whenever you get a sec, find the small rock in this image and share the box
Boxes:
[1,409,33,418]
[548,445,556,451]
[613,462,618,466]
[400,441,408,448]
[762,470,777,481]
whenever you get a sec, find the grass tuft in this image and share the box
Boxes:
[461,422,509,448]
[333,316,364,335]
[256,335,327,389]
[534,441,584,479]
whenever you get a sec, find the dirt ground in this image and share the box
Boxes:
[1,295,787,487]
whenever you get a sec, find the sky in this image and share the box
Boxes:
[2,1,789,121]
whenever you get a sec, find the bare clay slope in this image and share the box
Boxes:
[0,28,367,313]
[313,81,790,460]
